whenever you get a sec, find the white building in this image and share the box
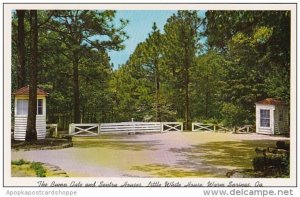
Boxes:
[13,86,48,141]
[255,98,289,135]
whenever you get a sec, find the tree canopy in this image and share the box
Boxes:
[12,10,290,130]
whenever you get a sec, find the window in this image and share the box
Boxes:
[16,99,43,115]
[16,99,28,115]
[37,99,43,115]
[260,109,270,127]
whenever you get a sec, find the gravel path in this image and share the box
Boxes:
[11,132,289,177]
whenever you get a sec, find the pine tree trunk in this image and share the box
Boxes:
[16,10,26,88]
[154,59,161,122]
[72,53,81,123]
[25,10,38,142]
[184,42,190,131]
[184,69,189,130]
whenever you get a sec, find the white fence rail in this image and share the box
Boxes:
[100,122,161,133]
[192,123,215,132]
[69,123,100,136]
[192,122,231,132]
[235,125,254,133]
[192,122,254,133]
[69,122,183,136]
[161,122,183,132]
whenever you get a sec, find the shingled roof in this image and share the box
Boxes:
[13,85,48,96]
[256,98,286,106]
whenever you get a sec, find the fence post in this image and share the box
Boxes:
[213,124,216,132]
[55,125,58,137]
[68,124,73,135]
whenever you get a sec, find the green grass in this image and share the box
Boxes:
[12,159,46,177]
[131,163,219,177]
[30,162,46,177]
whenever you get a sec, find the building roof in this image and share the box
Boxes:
[256,98,286,106]
[13,85,48,96]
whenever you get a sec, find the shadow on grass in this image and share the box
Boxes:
[130,140,281,177]
[131,139,289,178]
[170,140,284,170]
[73,139,161,151]
[74,133,139,140]
[131,163,219,177]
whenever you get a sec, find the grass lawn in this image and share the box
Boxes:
[11,159,68,177]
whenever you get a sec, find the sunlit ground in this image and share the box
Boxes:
[12,132,289,177]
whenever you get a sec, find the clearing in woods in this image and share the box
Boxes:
[11,132,289,177]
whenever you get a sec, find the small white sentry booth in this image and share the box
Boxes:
[255,98,289,135]
[13,86,48,141]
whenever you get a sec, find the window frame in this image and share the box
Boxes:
[260,109,271,128]
[37,99,43,115]
[16,99,29,116]
[15,98,44,116]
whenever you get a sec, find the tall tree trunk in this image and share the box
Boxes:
[183,43,190,130]
[205,75,209,117]
[16,10,26,88]
[72,52,81,123]
[25,10,38,142]
[184,68,189,130]
[154,59,161,122]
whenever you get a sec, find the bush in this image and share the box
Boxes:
[252,154,289,176]
[11,159,29,165]
[220,103,249,127]
[252,156,265,172]
[30,162,46,177]
[276,141,290,151]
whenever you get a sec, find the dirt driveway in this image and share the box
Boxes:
[11,132,289,177]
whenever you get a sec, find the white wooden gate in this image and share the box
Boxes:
[192,123,215,132]
[192,122,235,132]
[161,122,183,132]
[69,122,183,136]
[69,123,100,136]
[100,122,161,133]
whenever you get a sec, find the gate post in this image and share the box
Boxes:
[69,123,73,135]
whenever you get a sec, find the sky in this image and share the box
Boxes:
[108,10,177,68]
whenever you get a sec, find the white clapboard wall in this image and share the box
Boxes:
[14,116,46,141]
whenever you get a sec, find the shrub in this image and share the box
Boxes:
[11,159,29,165]
[252,156,265,172]
[220,103,249,127]
[276,141,290,151]
[30,162,46,177]
[252,154,289,176]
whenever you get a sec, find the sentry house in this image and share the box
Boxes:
[13,86,48,141]
[255,98,289,135]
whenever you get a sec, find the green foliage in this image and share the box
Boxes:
[30,162,46,177]
[11,160,47,177]
[220,103,249,127]
[11,159,30,165]
[252,155,289,177]
[204,10,290,126]
[11,10,290,130]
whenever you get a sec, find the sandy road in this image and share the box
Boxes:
[11,132,289,177]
